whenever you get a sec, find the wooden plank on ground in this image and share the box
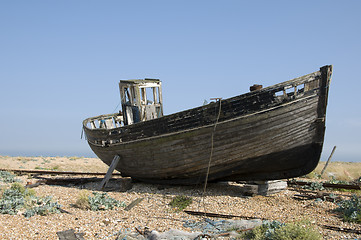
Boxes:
[125,197,144,211]
[99,155,120,190]
[56,229,85,240]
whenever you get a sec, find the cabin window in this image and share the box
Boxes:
[140,87,161,105]
[154,87,161,104]
[123,87,137,105]
[123,88,130,104]
[140,87,152,105]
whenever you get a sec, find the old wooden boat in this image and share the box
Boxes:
[83,65,333,184]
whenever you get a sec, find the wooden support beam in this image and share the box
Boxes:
[99,155,120,190]
[321,146,337,177]
[287,180,361,190]
[0,168,122,176]
[184,210,265,220]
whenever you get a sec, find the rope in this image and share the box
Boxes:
[112,88,128,114]
[111,99,122,114]
[201,99,222,215]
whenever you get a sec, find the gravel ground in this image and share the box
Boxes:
[1,156,361,239]
[1,178,361,239]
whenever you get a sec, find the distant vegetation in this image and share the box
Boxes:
[313,161,361,182]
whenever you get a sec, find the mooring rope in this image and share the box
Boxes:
[201,99,222,214]
[111,99,122,114]
[112,89,129,114]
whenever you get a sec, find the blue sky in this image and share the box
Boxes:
[0,1,360,162]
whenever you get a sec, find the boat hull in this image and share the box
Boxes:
[84,65,332,184]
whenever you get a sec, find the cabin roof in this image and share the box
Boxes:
[119,78,160,85]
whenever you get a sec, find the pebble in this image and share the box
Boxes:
[0,176,360,239]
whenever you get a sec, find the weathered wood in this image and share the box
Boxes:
[33,177,101,185]
[184,210,265,220]
[125,106,134,125]
[321,145,337,176]
[119,79,163,124]
[242,180,288,196]
[83,66,333,184]
[145,105,157,120]
[0,168,122,176]
[125,197,144,211]
[99,155,120,190]
[90,98,320,182]
[287,180,361,190]
[105,118,114,129]
[320,224,361,235]
[56,229,85,240]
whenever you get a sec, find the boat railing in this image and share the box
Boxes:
[274,83,304,100]
[273,76,320,102]
[85,113,123,130]
[269,70,321,101]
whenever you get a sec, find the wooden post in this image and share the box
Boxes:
[99,155,120,190]
[321,146,337,177]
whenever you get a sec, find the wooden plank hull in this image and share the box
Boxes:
[83,66,332,184]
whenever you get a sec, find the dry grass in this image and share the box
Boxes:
[314,161,361,181]
[0,156,110,173]
[74,190,91,210]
